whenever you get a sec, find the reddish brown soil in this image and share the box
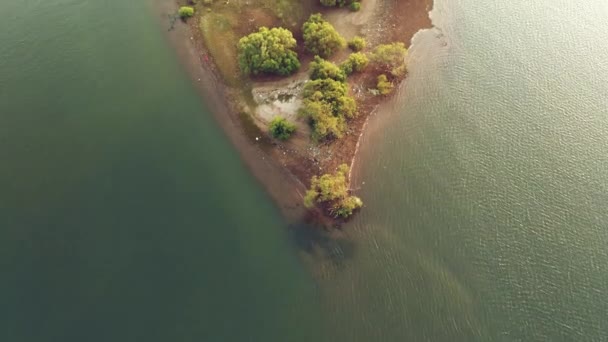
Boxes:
[273,0,434,193]
[175,0,432,225]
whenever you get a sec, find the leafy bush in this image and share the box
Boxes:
[349,2,361,11]
[300,100,346,140]
[269,116,296,140]
[340,52,369,75]
[371,42,408,77]
[303,79,356,118]
[348,36,366,52]
[309,56,346,82]
[304,164,363,218]
[301,78,356,140]
[320,0,337,5]
[332,195,363,218]
[303,14,346,58]
[377,74,394,95]
[320,0,355,7]
[178,6,195,19]
[237,27,300,76]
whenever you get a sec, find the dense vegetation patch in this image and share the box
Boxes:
[237,27,301,76]
[371,42,408,77]
[319,0,361,9]
[301,59,357,140]
[222,1,413,220]
[377,74,394,95]
[309,55,346,82]
[340,52,369,75]
[349,2,361,11]
[178,6,195,19]
[348,36,366,52]
[304,164,363,218]
[302,14,346,58]
[269,116,296,140]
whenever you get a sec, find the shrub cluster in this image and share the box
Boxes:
[377,74,394,95]
[371,42,408,77]
[319,0,362,11]
[348,36,366,52]
[302,57,357,140]
[237,27,301,76]
[178,6,195,19]
[310,55,346,82]
[340,52,369,75]
[303,14,346,58]
[269,116,296,140]
[304,164,363,218]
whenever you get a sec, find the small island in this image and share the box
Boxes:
[174,0,431,223]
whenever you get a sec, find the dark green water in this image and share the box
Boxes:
[4,0,608,341]
[317,0,608,341]
[0,1,324,341]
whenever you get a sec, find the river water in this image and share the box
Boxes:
[324,0,608,340]
[2,0,608,341]
[0,1,325,341]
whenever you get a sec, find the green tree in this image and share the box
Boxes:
[377,74,394,95]
[302,14,346,58]
[332,195,363,217]
[237,27,300,76]
[178,6,195,19]
[309,56,346,82]
[303,78,356,118]
[319,0,354,7]
[304,164,363,218]
[320,0,337,5]
[301,76,357,140]
[340,52,369,75]
[301,100,346,140]
[269,116,296,140]
[349,2,361,11]
[348,36,366,52]
[371,42,408,77]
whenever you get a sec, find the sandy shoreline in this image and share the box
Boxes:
[157,0,432,225]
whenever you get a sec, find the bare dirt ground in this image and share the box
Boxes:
[170,0,432,224]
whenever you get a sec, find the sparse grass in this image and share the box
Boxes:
[258,0,310,27]
[199,12,241,85]
[196,0,313,86]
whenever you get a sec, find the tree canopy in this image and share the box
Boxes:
[319,0,358,8]
[340,52,369,75]
[301,55,357,141]
[304,78,356,118]
[377,74,393,95]
[304,164,363,218]
[269,116,296,140]
[309,56,346,82]
[302,14,346,58]
[178,6,195,19]
[301,78,356,140]
[349,2,361,11]
[237,27,300,76]
[348,36,366,52]
[300,100,346,140]
[371,42,408,77]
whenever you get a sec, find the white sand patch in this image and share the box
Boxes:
[251,79,306,124]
